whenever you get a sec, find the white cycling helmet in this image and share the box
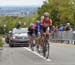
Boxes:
[9,31,12,34]
[44,12,49,17]
[67,23,70,26]
[18,21,21,24]
[41,16,44,19]
[30,23,34,26]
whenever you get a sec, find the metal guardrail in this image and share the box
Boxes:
[50,31,75,44]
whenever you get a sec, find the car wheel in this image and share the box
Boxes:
[9,43,13,47]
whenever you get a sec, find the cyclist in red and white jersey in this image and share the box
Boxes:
[40,12,52,33]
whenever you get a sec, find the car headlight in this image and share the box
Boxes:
[11,36,16,39]
[12,36,16,39]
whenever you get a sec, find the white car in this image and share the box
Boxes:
[9,28,29,47]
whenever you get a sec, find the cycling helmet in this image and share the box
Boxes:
[36,20,40,23]
[30,23,34,26]
[41,16,44,19]
[44,12,49,17]
[18,21,21,24]
[67,23,70,26]
[9,31,12,34]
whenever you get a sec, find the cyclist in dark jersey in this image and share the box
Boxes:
[28,23,34,36]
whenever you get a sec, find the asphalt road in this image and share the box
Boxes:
[0,41,75,65]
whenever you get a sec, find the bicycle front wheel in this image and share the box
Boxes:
[43,41,49,59]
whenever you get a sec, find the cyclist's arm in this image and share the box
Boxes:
[40,19,44,26]
[49,19,52,26]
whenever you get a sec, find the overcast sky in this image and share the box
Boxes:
[0,0,46,6]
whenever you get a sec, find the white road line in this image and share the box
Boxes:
[24,47,51,62]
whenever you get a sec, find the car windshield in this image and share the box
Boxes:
[12,28,28,34]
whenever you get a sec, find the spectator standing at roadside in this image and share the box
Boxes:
[59,24,64,31]
[65,22,71,31]
[69,26,73,31]
[16,21,21,29]
[55,26,59,32]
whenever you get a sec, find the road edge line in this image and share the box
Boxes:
[24,47,51,62]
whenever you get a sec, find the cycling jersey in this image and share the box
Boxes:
[40,18,52,33]
[33,23,37,30]
[28,26,34,36]
[41,18,52,27]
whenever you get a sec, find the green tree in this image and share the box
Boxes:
[0,14,37,34]
[37,0,75,26]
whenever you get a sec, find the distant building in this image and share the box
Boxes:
[0,7,37,17]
